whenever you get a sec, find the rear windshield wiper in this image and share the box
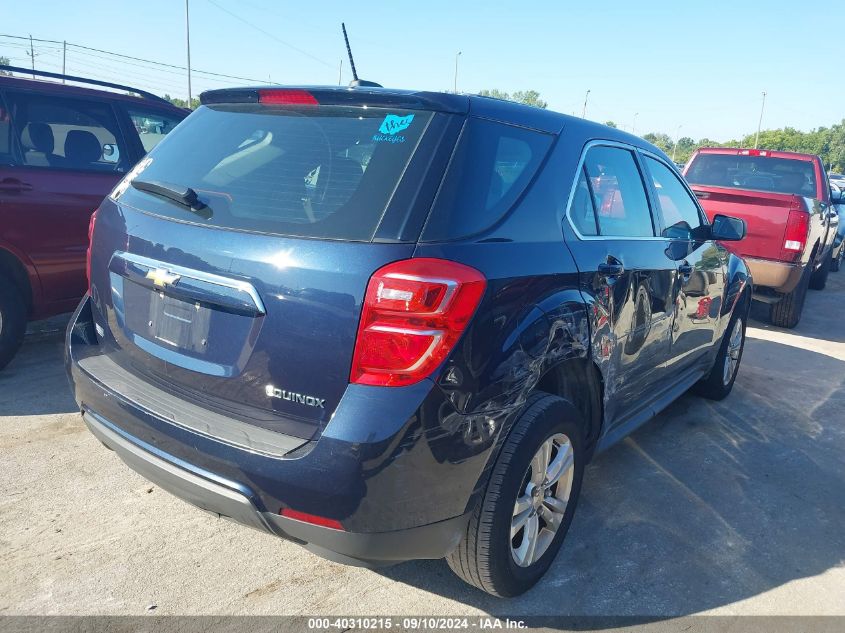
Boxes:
[131,179,212,219]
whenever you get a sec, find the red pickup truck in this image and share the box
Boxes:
[684,148,839,328]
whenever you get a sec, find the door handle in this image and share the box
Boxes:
[678,262,694,275]
[598,259,624,278]
[0,179,33,193]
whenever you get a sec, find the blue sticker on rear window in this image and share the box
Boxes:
[373,114,415,144]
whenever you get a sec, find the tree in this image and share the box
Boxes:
[478,89,547,109]
[604,121,618,128]
[0,56,11,76]
[163,94,200,110]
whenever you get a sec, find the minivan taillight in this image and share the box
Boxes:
[350,259,487,387]
[86,208,98,292]
[781,209,809,262]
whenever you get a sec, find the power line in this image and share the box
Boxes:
[0,33,274,84]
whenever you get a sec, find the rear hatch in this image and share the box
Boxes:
[89,87,466,441]
[685,151,816,260]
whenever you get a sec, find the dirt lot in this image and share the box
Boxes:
[1,274,843,617]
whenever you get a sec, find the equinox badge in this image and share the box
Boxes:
[265,385,325,408]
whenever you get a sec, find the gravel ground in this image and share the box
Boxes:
[1,273,843,618]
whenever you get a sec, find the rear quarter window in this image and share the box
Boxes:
[421,118,553,241]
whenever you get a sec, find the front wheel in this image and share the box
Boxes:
[0,278,27,371]
[831,246,842,272]
[694,301,747,401]
[446,393,585,597]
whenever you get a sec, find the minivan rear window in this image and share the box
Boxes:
[113,104,433,241]
[686,154,817,197]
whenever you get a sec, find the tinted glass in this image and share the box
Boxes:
[128,107,185,152]
[686,153,817,197]
[583,146,654,237]
[645,156,704,238]
[5,92,126,172]
[422,118,552,240]
[0,93,12,164]
[113,104,433,241]
[568,167,599,236]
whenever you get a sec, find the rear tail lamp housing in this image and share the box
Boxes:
[781,208,809,262]
[350,258,487,387]
[86,208,99,292]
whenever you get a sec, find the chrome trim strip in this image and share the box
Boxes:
[115,251,266,315]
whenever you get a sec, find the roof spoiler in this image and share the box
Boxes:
[0,65,173,106]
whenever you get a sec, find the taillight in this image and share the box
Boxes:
[350,258,487,387]
[739,149,769,157]
[781,208,809,262]
[258,89,318,105]
[86,208,98,292]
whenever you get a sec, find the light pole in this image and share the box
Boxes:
[632,112,639,135]
[185,0,193,107]
[754,91,767,149]
[672,125,682,162]
[581,89,590,118]
[454,51,461,94]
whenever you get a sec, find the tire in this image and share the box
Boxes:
[770,265,810,329]
[446,392,585,597]
[694,296,747,400]
[0,277,27,371]
[809,251,831,290]
[831,247,842,272]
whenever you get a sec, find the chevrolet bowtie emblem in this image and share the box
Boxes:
[145,268,181,288]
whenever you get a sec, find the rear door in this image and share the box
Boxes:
[642,153,726,370]
[564,142,674,428]
[91,96,461,441]
[1,89,130,313]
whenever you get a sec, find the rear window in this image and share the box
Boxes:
[113,104,433,241]
[686,153,817,197]
[421,118,552,240]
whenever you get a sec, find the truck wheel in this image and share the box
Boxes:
[694,297,747,401]
[770,265,810,329]
[446,393,585,597]
[809,252,831,290]
[830,247,842,273]
[0,277,27,371]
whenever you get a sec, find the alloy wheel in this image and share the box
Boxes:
[722,318,744,386]
[510,433,575,567]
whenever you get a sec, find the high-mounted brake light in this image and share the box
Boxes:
[351,258,487,387]
[258,89,318,105]
[280,508,344,531]
[86,208,98,293]
[739,149,768,157]
[781,207,809,262]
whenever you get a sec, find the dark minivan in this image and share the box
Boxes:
[66,86,751,596]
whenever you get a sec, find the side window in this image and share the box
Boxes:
[569,167,599,236]
[582,146,654,237]
[0,92,13,165]
[645,156,704,239]
[5,92,127,172]
[127,108,184,153]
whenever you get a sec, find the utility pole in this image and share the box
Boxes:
[338,59,343,85]
[754,91,767,149]
[185,0,193,108]
[454,51,461,94]
[28,34,36,78]
[672,124,683,162]
[632,112,639,135]
[62,40,66,82]
[581,89,590,118]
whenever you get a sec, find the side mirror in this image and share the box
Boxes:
[710,214,746,241]
[831,188,844,204]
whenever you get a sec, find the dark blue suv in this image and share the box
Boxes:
[66,86,751,596]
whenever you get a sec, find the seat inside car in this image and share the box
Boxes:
[64,130,102,170]
[20,122,58,167]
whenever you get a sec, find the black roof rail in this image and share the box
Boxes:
[0,65,173,106]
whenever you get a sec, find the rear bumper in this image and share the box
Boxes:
[66,296,485,566]
[83,409,469,567]
[744,257,804,294]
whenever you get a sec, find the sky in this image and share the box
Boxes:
[2,0,842,141]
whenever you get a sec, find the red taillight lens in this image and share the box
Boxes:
[258,89,318,105]
[86,208,98,292]
[350,258,487,387]
[781,209,809,262]
[280,508,344,531]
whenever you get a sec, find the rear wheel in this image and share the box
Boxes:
[831,246,842,272]
[809,251,831,290]
[770,265,810,329]
[0,277,27,371]
[446,393,585,597]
